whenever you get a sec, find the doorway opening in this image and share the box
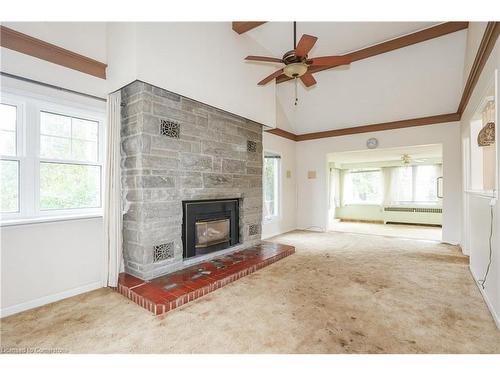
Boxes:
[327,144,443,242]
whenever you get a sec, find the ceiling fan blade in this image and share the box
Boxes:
[245,55,283,63]
[308,55,351,66]
[258,68,284,85]
[295,34,318,57]
[300,73,317,88]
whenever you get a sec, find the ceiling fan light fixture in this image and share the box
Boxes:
[283,63,308,78]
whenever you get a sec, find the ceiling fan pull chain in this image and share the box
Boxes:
[294,77,299,106]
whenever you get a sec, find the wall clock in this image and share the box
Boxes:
[367,138,378,149]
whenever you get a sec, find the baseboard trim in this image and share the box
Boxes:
[0,281,103,318]
[469,265,500,331]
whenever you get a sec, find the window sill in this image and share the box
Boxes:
[0,213,103,227]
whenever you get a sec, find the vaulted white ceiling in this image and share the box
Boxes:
[245,22,467,134]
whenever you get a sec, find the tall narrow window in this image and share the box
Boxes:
[263,152,281,220]
[39,112,101,211]
[0,103,20,213]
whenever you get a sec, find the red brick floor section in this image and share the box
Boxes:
[115,241,295,315]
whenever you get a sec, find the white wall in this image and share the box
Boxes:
[1,22,277,128]
[295,122,462,244]
[0,76,107,317]
[0,22,109,98]
[106,22,277,127]
[262,132,297,238]
[460,23,500,328]
[1,218,105,317]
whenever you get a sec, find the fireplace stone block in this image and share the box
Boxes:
[120,81,263,280]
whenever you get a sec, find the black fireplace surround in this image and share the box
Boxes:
[182,199,239,259]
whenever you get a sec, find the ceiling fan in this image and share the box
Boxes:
[245,22,351,89]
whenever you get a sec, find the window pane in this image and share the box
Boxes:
[389,167,413,203]
[40,135,71,160]
[40,112,98,162]
[0,130,16,156]
[264,156,280,219]
[344,170,382,204]
[264,157,276,218]
[40,162,101,210]
[72,139,98,162]
[414,165,440,202]
[0,104,17,155]
[72,118,98,141]
[40,112,71,137]
[0,160,19,213]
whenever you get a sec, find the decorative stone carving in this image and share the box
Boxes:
[160,119,180,138]
[247,140,257,152]
[153,242,174,263]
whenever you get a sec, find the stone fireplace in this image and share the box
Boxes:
[120,81,263,280]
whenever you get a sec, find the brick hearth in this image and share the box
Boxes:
[116,242,295,315]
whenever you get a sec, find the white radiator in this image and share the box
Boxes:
[383,206,442,225]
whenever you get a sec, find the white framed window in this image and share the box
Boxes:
[388,165,442,204]
[343,169,383,205]
[0,89,105,222]
[263,151,281,221]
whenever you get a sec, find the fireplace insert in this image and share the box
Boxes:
[182,199,239,258]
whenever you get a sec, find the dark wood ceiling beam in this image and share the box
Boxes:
[457,22,500,115]
[265,127,297,141]
[0,26,107,79]
[232,22,267,34]
[266,113,460,142]
[277,22,469,83]
[295,113,460,141]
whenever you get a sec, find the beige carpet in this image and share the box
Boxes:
[1,230,500,353]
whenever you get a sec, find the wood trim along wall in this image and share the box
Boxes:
[277,22,469,84]
[0,26,107,79]
[266,113,461,142]
[232,22,267,34]
[457,22,500,115]
[265,127,297,141]
[295,113,460,141]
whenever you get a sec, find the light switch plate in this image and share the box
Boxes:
[307,170,316,179]
[286,170,292,178]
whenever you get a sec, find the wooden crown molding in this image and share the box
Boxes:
[457,22,500,115]
[266,113,460,142]
[295,113,460,141]
[277,22,469,84]
[232,22,267,34]
[265,127,297,141]
[0,26,107,79]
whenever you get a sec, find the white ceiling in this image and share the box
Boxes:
[245,22,467,134]
[328,143,443,164]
